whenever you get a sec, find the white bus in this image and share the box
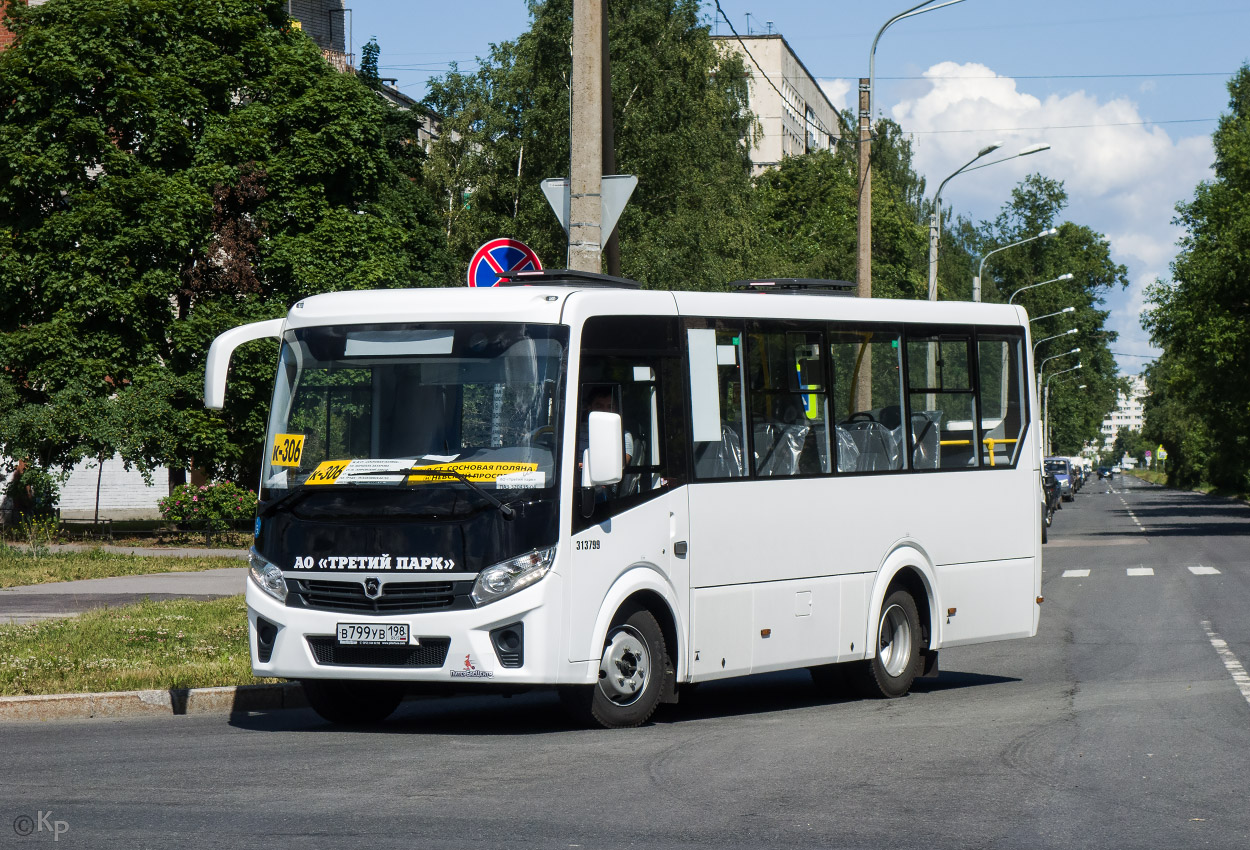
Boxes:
[205,271,1042,728]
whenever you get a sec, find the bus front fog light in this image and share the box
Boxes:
[249,548,287,603]
[472,547,556,606]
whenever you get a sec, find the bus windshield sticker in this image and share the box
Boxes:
[271,434,305,467]
[305,460,349,485]
[408,462,538,483]
[496,469,546,489]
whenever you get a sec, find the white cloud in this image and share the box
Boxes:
[817,78,852,114]
[887,61,1213,375]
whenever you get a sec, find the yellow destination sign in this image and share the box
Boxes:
[408,462,538,483]
[305,459,349,485]
[271,434,305,468]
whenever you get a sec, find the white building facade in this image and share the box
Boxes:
[710,34,841,174]
[1098,374,1147,455]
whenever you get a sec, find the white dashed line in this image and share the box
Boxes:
[1126,567,1154,577]
[1188,566,1221,575]
[1202,621,1250,707]
[1062,569,1091,578]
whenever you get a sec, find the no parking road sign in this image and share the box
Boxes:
[468,238,542,287]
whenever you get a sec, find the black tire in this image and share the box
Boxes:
[300,679,405,725]
[858,589,922,699]
[563,605,669,728]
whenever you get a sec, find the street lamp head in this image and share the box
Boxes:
[978,140,1005,157]
[1070,348,1081,355]
[1059,273,1074,281]
[1019,143,1050,156]
[1077,384,1087,389]
[1062,306,1075,314]
[1038,227,1058,238]
[1065,328,1078,336]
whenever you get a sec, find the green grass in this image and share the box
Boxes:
[0,547,244,589]
[0,595,273,696]
[1129,469,1168,486]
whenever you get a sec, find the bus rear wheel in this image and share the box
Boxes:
[301,679,405,725]
[859,589,922,699]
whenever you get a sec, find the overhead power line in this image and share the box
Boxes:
[865,71,1235,81]
[908,117,1217,134]
[711,0,839,140]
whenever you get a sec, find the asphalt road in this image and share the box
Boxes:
[2,475,1248,849]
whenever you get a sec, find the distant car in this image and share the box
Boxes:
[1112,466,1122,474]
[1045,458,1075,501]
[1097,466,1112,479]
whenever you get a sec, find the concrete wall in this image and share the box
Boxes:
[4,456,174,521]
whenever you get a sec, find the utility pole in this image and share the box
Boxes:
[855,78,873,410]
[569,0,606,273]
[599,2,620,277]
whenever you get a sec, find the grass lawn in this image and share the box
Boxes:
[0,547,244,589]
[0,595,274,696]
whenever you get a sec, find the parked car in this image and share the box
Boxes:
[1041,472,1061,543]
[1045,457,1075,501]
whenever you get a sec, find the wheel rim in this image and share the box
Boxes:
[598,625,650,706]
[877,603,913,678]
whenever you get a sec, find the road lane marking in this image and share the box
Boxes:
[1201,621,1250,707]
[1188,566,1221,575]
[1126,567,1154,576]
[1062,569,1091,578]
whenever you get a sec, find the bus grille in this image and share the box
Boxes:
[286,578,474,614]
[306,636,451,668]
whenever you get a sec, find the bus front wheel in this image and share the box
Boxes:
[860,589,922,699]
[301,679,405,725]
[563,605,669,728]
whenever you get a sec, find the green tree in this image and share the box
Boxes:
[975,175,1125,454]
[359,36,381,89]
[423,0,756,289]
[0,0,449,483]
[1144,65,1250,491]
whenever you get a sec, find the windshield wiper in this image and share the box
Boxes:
[355,468,516,520]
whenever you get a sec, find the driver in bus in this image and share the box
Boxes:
[578,386,634,499]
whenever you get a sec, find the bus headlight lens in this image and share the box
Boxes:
[249,548,287,603]
[472,547,556,606]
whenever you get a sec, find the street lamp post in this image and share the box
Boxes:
[1009,272,1073,305]
[1033,327,1078,356]
[1029,305,1075,324]
[1044,365,1084,456]
[976,227,1058,302]
[927,141,1002,300]
[857,0,965,409]
[930,144,1050,301]
[862,0,968,297]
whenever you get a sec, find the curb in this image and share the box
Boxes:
[0,682,307,723]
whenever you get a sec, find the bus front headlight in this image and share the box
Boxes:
[472,547,556,606]
[249,548,288,603]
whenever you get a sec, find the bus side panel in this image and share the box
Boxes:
[690,585,753,681]
[934,558,1037,646]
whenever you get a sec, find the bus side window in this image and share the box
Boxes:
[907,332,978,469]
[976,333,1027,468]
[744,325,831,476]
[689,324,747,479]
[828,326,906,473]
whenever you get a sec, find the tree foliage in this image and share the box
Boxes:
[0,0,449,482]
[1144,65,1250,490]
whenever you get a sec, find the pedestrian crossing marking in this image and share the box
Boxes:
[1188,566,1220,575]
[1126,567,1154,576]
[1062,569,1090,578]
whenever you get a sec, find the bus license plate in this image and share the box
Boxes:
[336,623,410,646]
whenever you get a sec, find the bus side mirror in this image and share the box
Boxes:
[585,411,624,486]
[204,318,285,409]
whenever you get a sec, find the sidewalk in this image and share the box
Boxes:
[0,567,248,625]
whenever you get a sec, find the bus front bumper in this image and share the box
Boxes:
[245,572,565,685]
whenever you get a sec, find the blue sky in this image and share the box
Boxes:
[348,1,1250,374]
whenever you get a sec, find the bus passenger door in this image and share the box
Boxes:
[567,316,690,668]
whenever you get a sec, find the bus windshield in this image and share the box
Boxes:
[261,322,567,506]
